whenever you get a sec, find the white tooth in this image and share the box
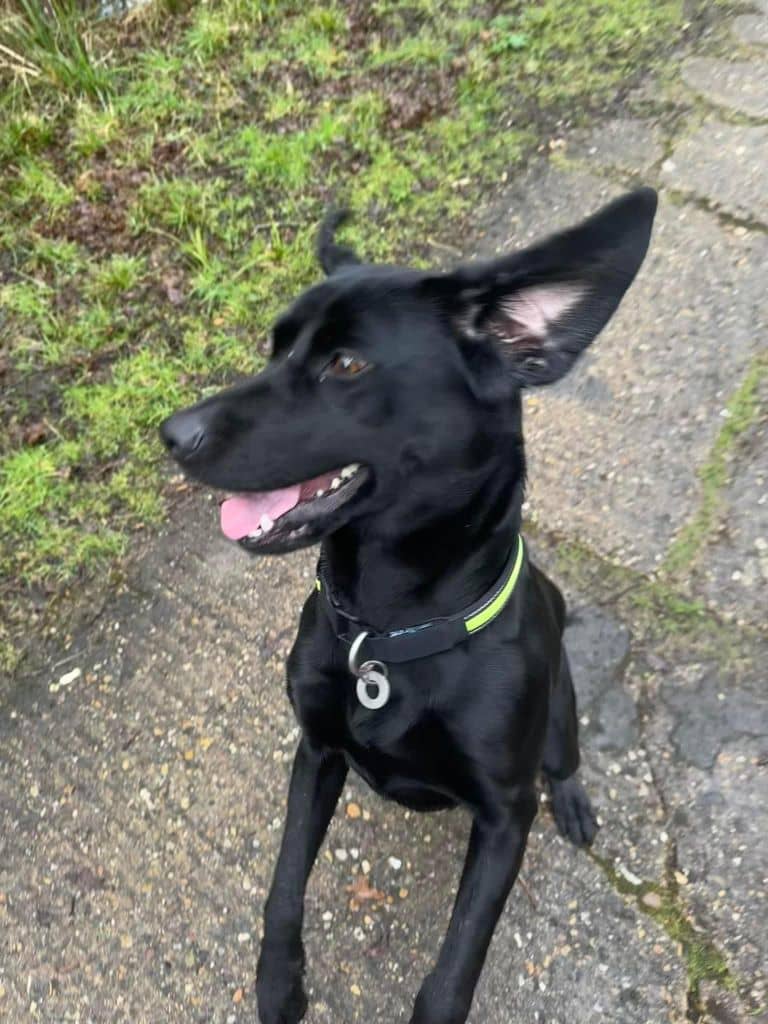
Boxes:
[316,489,325,497]
[341,466,355,479]
[260,513,274,533]
[331,477,342,490]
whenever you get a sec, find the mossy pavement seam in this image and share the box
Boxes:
[663,352,768,578]
[588,849,739,1019]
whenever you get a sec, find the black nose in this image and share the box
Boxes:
[160,409,206,462]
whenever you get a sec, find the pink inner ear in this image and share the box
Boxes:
[499,282,585,342]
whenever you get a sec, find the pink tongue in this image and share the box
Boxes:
[220,485,300,540]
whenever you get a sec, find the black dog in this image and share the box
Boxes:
[161,188,657,1024]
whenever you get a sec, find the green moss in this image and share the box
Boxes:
[665,355,767,575]
[0,446,62,532]
[62,347,195,459]
[542,532,722,645]
[0,278,54,328]
[590,852,737,1005]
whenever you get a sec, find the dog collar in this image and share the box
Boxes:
[316,535,526,666]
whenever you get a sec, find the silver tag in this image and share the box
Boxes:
[356,661,391,710]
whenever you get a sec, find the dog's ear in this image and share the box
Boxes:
[429,188,657,386]
[316,207,362,276]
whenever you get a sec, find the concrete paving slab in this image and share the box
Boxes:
[570,117,665,175]
[0,508,689,1024]
[474,166,768,572]
[661,120,768,225]
[682,57,768,119]
[642,658,768,1013]
[733,14,768,47]
[691,381,768,625]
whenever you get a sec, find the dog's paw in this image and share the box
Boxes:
[256,948,308,1024]
[549,775,598,848]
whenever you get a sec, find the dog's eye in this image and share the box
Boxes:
[321,351,371,380]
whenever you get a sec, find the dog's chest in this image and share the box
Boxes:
[290,658,486,811]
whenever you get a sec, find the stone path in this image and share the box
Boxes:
[1,7,767,1023]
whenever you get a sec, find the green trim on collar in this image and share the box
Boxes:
[465,535,525,634]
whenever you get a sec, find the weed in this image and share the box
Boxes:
[488,16,530,57]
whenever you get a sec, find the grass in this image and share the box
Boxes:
[0,0,691,669]
[0,0,114,102]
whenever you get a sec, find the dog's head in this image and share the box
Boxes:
[161,190,657,554]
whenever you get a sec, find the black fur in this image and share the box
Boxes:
[161,188,657,1024]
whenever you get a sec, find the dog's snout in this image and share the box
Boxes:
[160,409,206,462]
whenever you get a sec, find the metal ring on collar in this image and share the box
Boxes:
[348,631,370,677]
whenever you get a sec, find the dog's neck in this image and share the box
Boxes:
[320,473,524,632]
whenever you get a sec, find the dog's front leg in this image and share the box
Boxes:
[256,735,347,1024]
[410,788,538,1024]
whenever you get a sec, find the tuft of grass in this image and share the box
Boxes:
[26,234,83,273]
[0,107,56,160]
[184,6,234,62]
[129,176,218,234]
[275,3,349,79]
[115,50,190,124]
[368,31,448,69]
[10,156,75,214]
[69,98,121,156]
[87,253,147,299]
[0,0,113,102]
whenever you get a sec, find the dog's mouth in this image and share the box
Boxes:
[219,462,370,550]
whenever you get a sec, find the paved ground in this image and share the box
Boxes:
[1,6,767,1023]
